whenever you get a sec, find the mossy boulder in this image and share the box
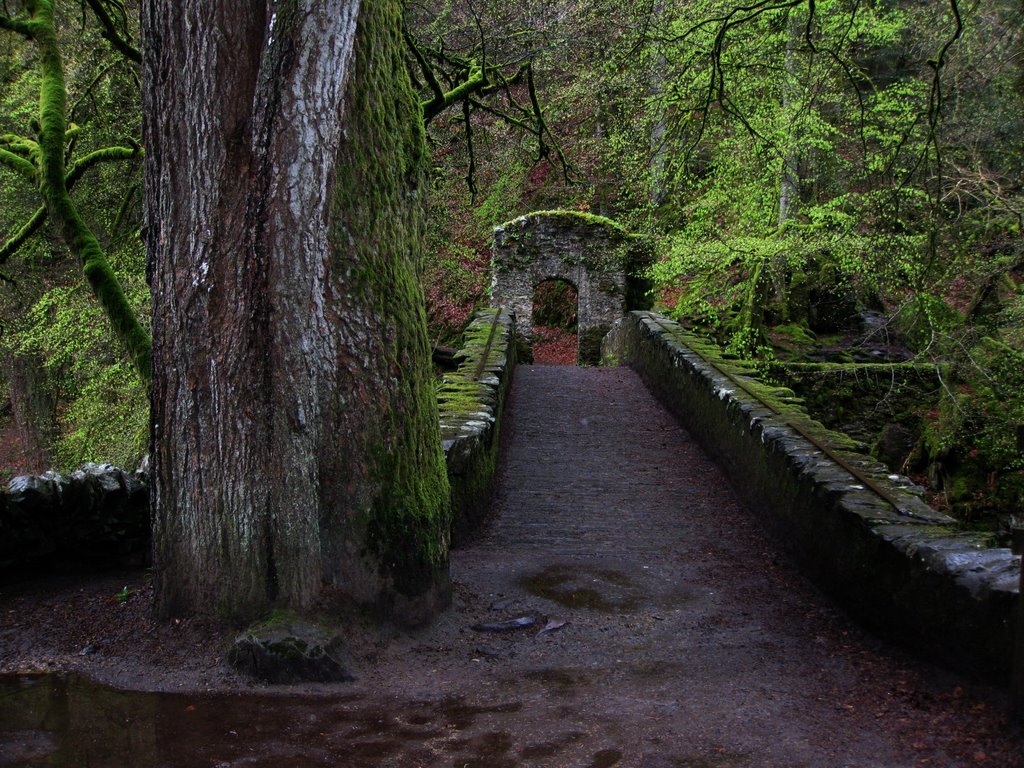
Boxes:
[229,615,353,684]
[873,423,915,472]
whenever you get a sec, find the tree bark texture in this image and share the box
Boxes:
[648,0,668,208]
[8,353,56,471]
[143,0,451,625]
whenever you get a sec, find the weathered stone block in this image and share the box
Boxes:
[229,619,353,684]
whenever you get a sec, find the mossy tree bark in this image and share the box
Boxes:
[142,0,451,625]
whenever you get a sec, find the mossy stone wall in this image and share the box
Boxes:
[438,309,516,544]
[607,312,1020,678]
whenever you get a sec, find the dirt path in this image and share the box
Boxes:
[1,365,1022,767]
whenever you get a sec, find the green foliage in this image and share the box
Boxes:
[917,337,1024,522]
[533,279,578,330]
[0,0,147,471]
[4,233,148,469]
[56,359,146,469]
[892,293,963,354]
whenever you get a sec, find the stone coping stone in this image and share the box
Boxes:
[606,311,1020,677]
[437,308,517,545]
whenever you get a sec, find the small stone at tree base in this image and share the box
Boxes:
[228,620,353,684]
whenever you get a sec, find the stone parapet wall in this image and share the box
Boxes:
[0,311,517,574]
[0,463,150,573]
[438,309,517,545]
[605,311,1020,677]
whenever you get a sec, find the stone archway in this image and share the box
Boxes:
[490,211,647,365]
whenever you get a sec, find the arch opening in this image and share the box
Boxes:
[531,278,578,365]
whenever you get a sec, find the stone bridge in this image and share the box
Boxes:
[2,306,1023,763]
[424,307,1024,762]
[439,307,1024,733]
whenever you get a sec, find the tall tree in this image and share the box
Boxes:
[142,0,451,625]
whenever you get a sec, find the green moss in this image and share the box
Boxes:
[328,0,450,603]
[493,210,647,275]
[770,323,817,348]
[435,309,514,543]
[8,0,151,387]
[663,322,863,452]
[497,209,633,235]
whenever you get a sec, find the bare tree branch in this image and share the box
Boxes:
[82,0,141,63]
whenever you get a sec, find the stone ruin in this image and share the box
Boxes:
[491,210,650,365]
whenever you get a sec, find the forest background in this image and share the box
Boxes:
[1,0,1022,534]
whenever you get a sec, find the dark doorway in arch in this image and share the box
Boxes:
[532,278,579,365]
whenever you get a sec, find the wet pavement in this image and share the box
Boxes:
[1,365,1021,766]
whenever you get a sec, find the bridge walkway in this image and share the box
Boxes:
[416,364,1014,767]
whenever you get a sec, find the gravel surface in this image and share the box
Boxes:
[1,365,1022,767]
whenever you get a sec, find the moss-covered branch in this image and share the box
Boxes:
[1,0,151,386]
[67,143,140,184]
[1,138,139,259]
[403,22,572,189]
[0,13,36,37]
[0,146,37,181]
[422,60,485,124]
[0,132,40,158]
[0,205,46,265]
[0,141,140,265]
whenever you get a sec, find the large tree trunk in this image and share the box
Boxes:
[142,0,451,625]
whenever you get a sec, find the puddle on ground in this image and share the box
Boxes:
[0,674,748,767]
[519,565,643,612]
[591,747,624,766]
[0,673,532,767]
